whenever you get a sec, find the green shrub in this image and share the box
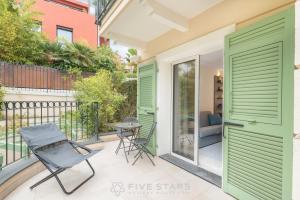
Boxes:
[0,87,4,102]
[115,80,137,121]
[73,70,126,131]
[0,1,123,73]
[0,0,45,64]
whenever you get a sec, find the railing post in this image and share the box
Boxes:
[94,102,100,141]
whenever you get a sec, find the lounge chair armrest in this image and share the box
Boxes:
[69,141,92,153]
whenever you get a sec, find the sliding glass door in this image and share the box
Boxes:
[172,58,199,163]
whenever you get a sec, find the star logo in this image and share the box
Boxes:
[111,182,125,196]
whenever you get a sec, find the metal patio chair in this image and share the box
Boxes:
[132,122,157,166]
[115,117,139,156]
[123,116,139,154]
[20,123,99,195]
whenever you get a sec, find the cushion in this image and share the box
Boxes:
[199,125,222,138]
[208,114,222,126]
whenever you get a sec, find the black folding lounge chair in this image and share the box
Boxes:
[20,123,99,195]
[132,122,157,166]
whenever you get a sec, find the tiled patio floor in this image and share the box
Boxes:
[5,141,235,200]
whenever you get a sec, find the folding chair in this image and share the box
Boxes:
[115,117,139,157]
[20,123,100,195]
[132,122,157,166]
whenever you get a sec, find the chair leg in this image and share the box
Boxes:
[132,151,143,166]
[134,149,142,158]
[30,168,65,190]
[144,147,155,158]
[53,160,95,195]
[30,160,95,195]
[115,139,122,155]
[121,139,129,163]
[143,151,155,166]
[133,146,143,159]
[127,136,133,155]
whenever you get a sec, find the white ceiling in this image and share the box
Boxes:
[109,0,171,42]
[106,0,223,46]
[153,0,223,19]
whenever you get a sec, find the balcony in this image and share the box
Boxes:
[96,0,117,25]
[0,100,233,199]
[4,140,235,200]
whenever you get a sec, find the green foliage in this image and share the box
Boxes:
[36,40,95,71]
[125,48,138,64]
[94,45,123,72]
[74,70,126,130]
[116,80,137,120]
[0,0,123,73]
[124,48,138,76]
[0,0,45,64]
[0,87,4,103]
[35,40,64,66]
[35,40,123,72]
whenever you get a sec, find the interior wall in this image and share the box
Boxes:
[199,66,220,113]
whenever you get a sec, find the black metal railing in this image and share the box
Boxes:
[0,101,100,169]
[95,0,116,25]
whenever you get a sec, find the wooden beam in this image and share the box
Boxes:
[139,0,189,32]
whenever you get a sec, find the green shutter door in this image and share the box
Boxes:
[223,8,294,200]
[137,61,157,154]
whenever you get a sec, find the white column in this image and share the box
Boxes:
[295,70,300,134]
[294,1,300,135]
[295,0,300,67]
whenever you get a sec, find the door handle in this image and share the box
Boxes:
[223,121,244,127]
[147,112,155,115]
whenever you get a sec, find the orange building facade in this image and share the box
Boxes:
[34,0,99,48]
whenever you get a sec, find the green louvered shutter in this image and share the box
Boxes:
[223,8,294,200]
[137,61,157,154]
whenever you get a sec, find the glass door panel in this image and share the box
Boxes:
[172,60,196,160]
